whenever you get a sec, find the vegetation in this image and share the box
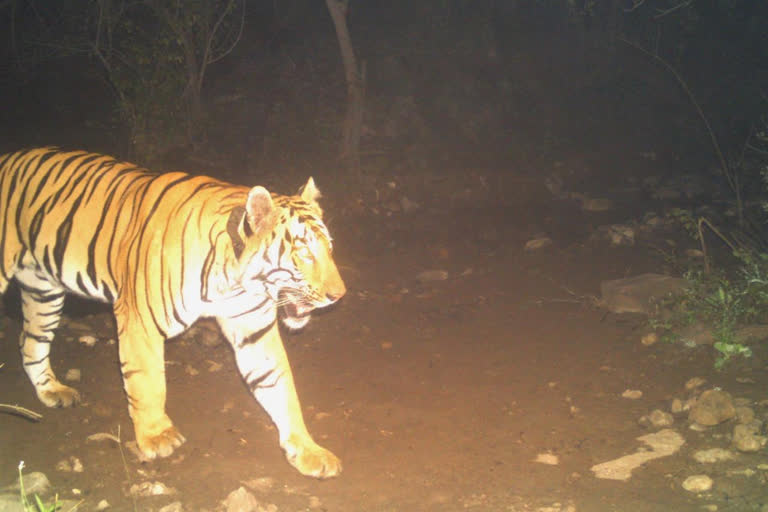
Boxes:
[3,0,244,162]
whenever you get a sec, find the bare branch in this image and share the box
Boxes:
[208,0,246,65]
[623,0,646,13]
[654,0,694,19]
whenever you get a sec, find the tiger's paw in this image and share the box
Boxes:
[282,435,342,479]
[136,424,186,460]
[37,382,81,408]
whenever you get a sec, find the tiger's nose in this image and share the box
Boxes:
[326,285,346,303]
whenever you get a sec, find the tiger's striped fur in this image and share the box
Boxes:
[0,147,345,478]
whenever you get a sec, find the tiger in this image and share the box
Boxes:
[0,147,345,479]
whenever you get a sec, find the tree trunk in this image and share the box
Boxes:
[325,0,364,174]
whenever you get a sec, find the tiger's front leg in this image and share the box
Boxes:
[220,319,342,479]
[115,308,186,459]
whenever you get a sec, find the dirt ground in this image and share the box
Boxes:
[2,172,767,511]
[1,14,768,512]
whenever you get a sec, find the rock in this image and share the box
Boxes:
[55,456,83,473]
[640,332,658,346]
[222,487,261,512]
[591,429,685,481]
[2,471,51,497]
[129,481,177,497]
[685,377,706,390]
[64,368,81,382]
[95,499,110,511]
[600,273,689,314]
[533,453,559,465]
[689,390,735,426]
[682,474,713,492]
[592,224,635,247]
[670,398,684,414]
[622,389,643,399]
[416,269,449,283]
[524,236,553,252]
[692,448,735,463]
[735,406,755,424]
[732,423,767,452]
[641,409,674,428]
[78,335,98,347]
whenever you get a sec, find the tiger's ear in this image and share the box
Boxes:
[300,177,321,205]
[245,186,275,231]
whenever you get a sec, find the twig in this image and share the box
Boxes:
[654,0,694,19]
[697,217,741,274]
[0,403,43,421]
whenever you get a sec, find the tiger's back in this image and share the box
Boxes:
[0,148,246,325]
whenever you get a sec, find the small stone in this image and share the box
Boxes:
[682,474,713,492]
[685,377,706,390]
[55,456,83,473]
[692,448,735,463]
[523,237,553,252]
[70,457,83,473]
[129,481,177,497]
[733,423,768,452]
[592,224,635,246]
[95,499,110,511]
[641,332,658,346]
[670,398,684,414]
[647,409,674,427]
[78,335,98,347]
[689,389,735,426]
[416,269,449,282]
[735,406,755,424]
[534,453,559,465]
[222,486,261,512]
[64,369,81,382]
[622,389,643,400]
[308,496,323,509]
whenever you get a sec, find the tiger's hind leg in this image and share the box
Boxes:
[15,266,80,407]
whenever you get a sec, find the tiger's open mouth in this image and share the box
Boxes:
[282,301,312,321]
[279,293,314,330]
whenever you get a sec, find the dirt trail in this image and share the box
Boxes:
[3,194,758,511]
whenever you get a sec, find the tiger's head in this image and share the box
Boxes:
[222,177,345,330]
